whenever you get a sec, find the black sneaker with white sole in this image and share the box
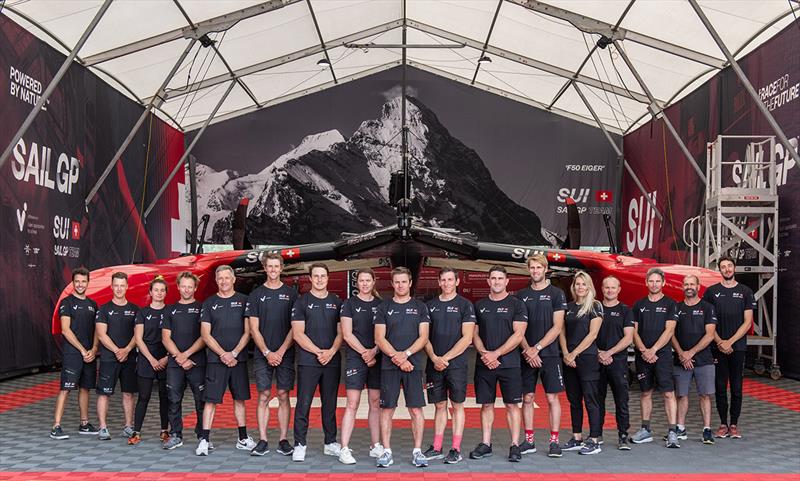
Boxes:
[508,444,522,462]
[50,425,69,440]
[618,434,631,451]
[561,437,584,451]
[78,423,99,435]
[443,448,462,464]
[702,428,715,445]
[277,439,294,455]
[423,445,444,460]
[548,441,563,458]
[469,443,493,459]
[251,440,269,456]
[519,440,536,454]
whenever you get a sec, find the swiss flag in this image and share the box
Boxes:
[280,248,300,259]
[595,190,613,203]
[71,221,81,240]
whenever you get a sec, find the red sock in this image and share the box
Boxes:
[433,434,444,451]
[549,431,559,443]
[452,435,462,451]
[525,430,534,443]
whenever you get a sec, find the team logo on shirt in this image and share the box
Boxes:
[639,307,646,313]
[655,307,668,313]
[446,306,460,313]
[496,307,509,313]
[387,309,396,316]
[405,308,419,315]
[260,296,269,302]
[146,315,154,320]
[278,294,291,301]
[714,292,722,298]
[124,310,135,316]
[212,304,221,310]
[307,304,315,310]
[429,307,438,312]
[522,297,531,302]
[171,309,177,315]
[188,308,200,314]
[539,295,552,301]
[480,308,488,313]
[325,303,338,310]
[610,311,620,317]
[732,292,744,299]
[355,307,363,313]
[230,301,243,308]
[108,310,115,316]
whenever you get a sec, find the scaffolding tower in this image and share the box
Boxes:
[704,135,781,379]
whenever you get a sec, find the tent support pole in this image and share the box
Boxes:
[143,80,236,220]
[689,0,800,167]
[85,39,198,207]
[612,39,708,184]
[0,0,113,170]
[573,83,663,222]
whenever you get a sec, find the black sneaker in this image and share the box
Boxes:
[423,445,444,460]
[50,425,69,440]
[519,440,536,454]
[443,448,462,464]
[251,440,269,456]
[508,444,522,462]
[561,437,583,451]
[469,442,493,459]
[618,434,631,451]
[548,441,563,458]
[579,438,601,455]
[702,428,715,445]
[277,439,294,455]
[78,423,99,435]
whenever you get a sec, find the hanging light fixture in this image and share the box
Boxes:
[317,57,330,66]
[478,55,492,64]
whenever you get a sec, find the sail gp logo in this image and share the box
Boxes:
[16,202,27,231]
[626,191,659,253]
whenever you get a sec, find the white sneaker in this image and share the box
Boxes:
[195,439,209,456]
[339,446,356,465]
[324,441,342,456]
[292,444,307,462]
[236,436,257,451]
[369,443,385,458]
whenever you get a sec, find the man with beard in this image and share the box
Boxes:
[702,255,755,439]
[672,274,717,445]
[51,267,99,440]
[517,254,566,458]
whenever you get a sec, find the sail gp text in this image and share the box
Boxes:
[556,205,612,215]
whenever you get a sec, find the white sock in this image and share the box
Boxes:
[412,448,422,455]
[384,448,392,454]
[677,424,685,431]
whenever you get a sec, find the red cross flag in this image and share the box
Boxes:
[281,248,300,259]
[595,190,613,203]
[71,221,81,240]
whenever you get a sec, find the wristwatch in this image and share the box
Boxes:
[231,349,239,358]
[535,343,543,351]
[404,349,412,357]
[263,349,271,357]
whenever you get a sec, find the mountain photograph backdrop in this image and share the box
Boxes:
[189,67,620,246]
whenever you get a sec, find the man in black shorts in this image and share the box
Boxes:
[162,271,206,450]
[631,268,679,448]
[423,267,475,464]
[50,267,99,440]
[517,254,566,458]
[469,266,527,463]
[374,266,430,468]
[196,265,253,456]
[291,263,343,462]
[95,271,139,441]
[246,253,297,456]
[672,274,717,445]
[597,276,635,450]
[702,255,755,439]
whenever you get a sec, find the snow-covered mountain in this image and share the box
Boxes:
[195,96,547,245]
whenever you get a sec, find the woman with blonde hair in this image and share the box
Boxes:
[559,271,604,455]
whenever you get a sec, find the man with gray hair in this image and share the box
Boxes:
[196,265,253,456]
[630,268,679,448]
[671,274,717,445]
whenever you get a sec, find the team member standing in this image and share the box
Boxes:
[339,268,383,465]
[559,272,604,455]
[162,272,206,450]
[702,255,755,439]
[246,253,297,457]
[423,267,475,464]
[672,274,717,445]
[196,265,253,456]
[291,263,343,462]
[95,272,139,441]
[374,267,430,468]
[517,254,567,458]
[469,266,527,463]
[129,276,170,445]
[631,268,679,448]
[597,276,635,450]
[51,267,99,440]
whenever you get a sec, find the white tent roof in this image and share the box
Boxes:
[4,0,797,134]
